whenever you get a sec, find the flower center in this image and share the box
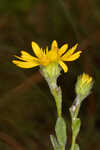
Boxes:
[39,55,50,66]
[39,48,60,66]
[48,48,59,62]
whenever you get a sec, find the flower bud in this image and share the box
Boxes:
[75,73,93,102]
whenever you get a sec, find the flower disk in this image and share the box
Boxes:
[12,40,82,72]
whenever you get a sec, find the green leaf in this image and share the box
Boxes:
[72,118,81,137]
[50,135,60,150]
[74,144,80,150]
[55,117,67,147]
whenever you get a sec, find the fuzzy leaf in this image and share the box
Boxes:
[74,144,80,150]
[50,135,60,150]
[55,117,67,147]
[72,118,81,137]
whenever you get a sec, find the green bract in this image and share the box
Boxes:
[75,73,93,102]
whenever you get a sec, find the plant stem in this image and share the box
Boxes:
[70,132,76,150]
[61,146,65,150]
[70,97,81,150]
[51,86,62,117]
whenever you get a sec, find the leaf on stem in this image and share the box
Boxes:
[74,144,80,150]
[72,118,81,137]
[50,135,60,150]
[55,117,67,148]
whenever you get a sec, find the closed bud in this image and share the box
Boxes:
[75,73,93,102]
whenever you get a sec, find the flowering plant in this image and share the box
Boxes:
[12,41,93,150]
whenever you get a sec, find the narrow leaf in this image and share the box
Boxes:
[72,118,81,137]
[50,135,60,150]
[55,117,67,147]
[74,144,80,150]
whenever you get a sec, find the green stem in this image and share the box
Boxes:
[74,103,80,119]
[70,97,81,150]
[51,87,62,117]
[40,63,62,117]
[70,134,76,150]
[70,96,80,119]
[61,146,65,150]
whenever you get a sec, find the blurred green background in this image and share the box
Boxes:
[0,0,100,150]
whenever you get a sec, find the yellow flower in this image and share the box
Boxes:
[12,40,82,72]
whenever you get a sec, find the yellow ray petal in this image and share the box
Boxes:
[51,40,58,49]
[62,44,78,59]
[68,43,78,54]
[58,44,68,56]
[32,41,43,58]
[62,51,82,61]
[15,51,38,61]
[12,60,40,68]
[58,60,68,72]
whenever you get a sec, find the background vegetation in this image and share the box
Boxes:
[0,0,100,150]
